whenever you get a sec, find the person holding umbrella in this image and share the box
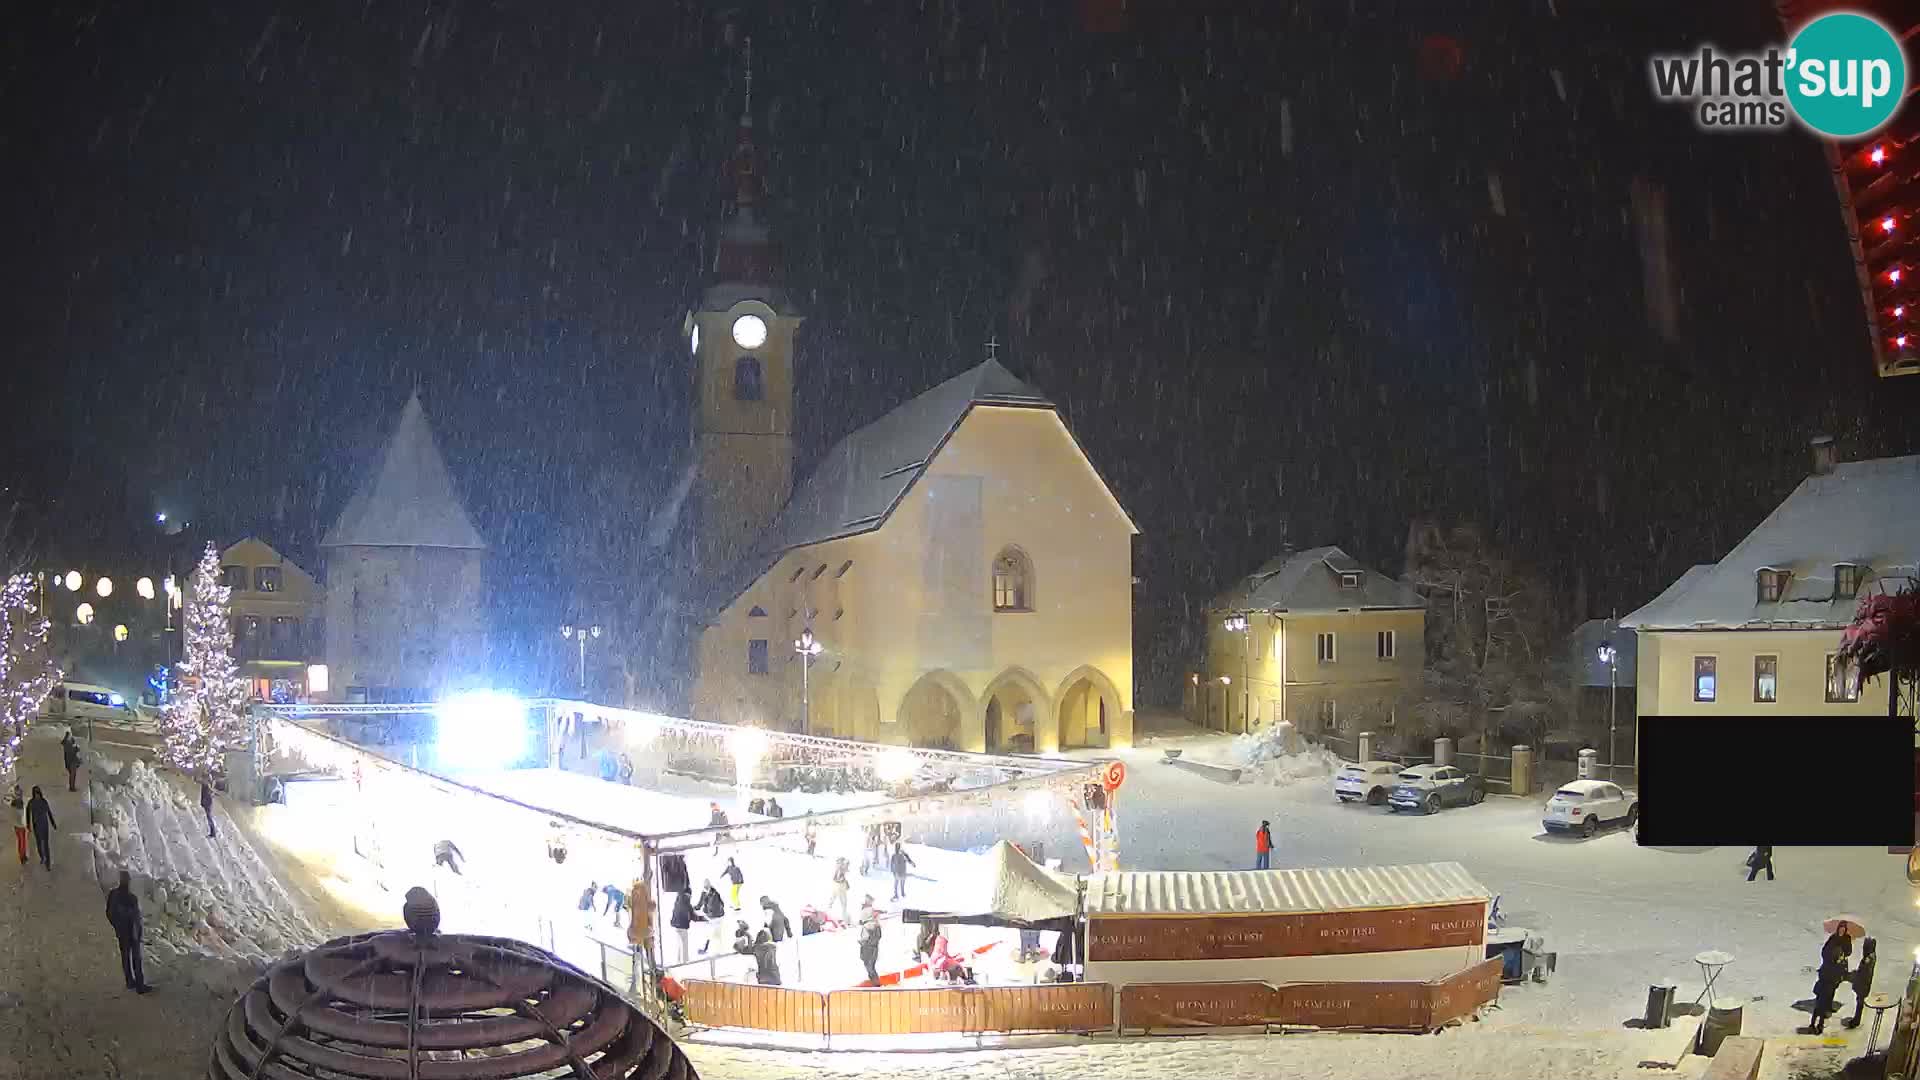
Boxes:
[1810,916,1863,1033]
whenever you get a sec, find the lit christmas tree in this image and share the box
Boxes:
[0,573,61,784]
[160,543,249,778]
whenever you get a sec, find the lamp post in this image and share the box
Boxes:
[560,624,601,695]
[1597,638,1619,778]
[794,628,823,736]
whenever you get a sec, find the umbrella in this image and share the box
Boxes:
[1824,915,1868,938]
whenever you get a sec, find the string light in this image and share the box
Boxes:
[0,574,61,782]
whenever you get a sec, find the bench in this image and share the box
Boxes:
[1699,1035,1763,1080]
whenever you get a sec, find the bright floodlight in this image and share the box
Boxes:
[96,577,113,598]
[75,602,95,626]
[1024,789,1052,817]
[876,748,918,785]
[730,725,772,789]
[64,571,81,592]
[307,664,330,695]
[136,577,155,600]
[156,512,167,523]
[435,691,529,771]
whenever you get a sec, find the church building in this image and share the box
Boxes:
[683,57,1138,752]
[319,392,488,703]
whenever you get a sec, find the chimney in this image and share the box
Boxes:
[1811,435,1838,476]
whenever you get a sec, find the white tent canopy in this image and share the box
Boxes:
[906,840,1080,925]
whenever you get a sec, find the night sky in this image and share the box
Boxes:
[5,0,1917,704]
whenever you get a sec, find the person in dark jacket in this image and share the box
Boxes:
[696,882,727,955]
[200,780,217,839]
[760,896,792,942]
[723,857,745,909]
[731,920,754,955]
[1811,932,1854,1033]
[857,897,883,983]
[669,890,695,963]
[105,869,151,992]
[1847,937,1879,1028]
[889,842,915,901]
[766,797,784,819]
[914,919,939,962]
[63,734,81,792]
[747,797,766,816]
[1746,845,1774,882]
[748,929,781,986]
[25,786,55,870]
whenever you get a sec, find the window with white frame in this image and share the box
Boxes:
[1753,655,1778,703]
[1316,631,1336,663]
[1693,656,1717,702]
[1377,629,1396,660]
[1827,654,1861,703]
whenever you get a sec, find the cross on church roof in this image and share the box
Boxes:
[984,336,1000,362]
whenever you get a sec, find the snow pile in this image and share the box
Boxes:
[1228,727,1343,786]
[79,758,325,969]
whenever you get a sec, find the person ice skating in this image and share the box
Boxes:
[724,857,745,909]
[747,929,781,986]
[709,803,727,828]
[804,820,817,857]
[670,889,695,963]
[766,797,784,819]
[748,797,766,816]
[601,882,629,927]
[1847,937,1879,1029]
[761,896,792,943]
[889,842,915,901]
[857,897,883,984]
[200,780,216,839]
[433,839,465,876]
[619,754,634,786]
[579,882,599,929]
[930,929,973,985]
[25,786,55,870]
[830,857,852,923]
[1254,820,1273,870]
[10,785,26,866]
[914,919,938,962]
[697,881,728,955]
[62,732,81,792]
[1746,844,1773,882]
[106,869,151,993]
[731,919,753,955]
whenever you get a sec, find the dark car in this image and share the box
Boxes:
[1386,764,1485,814]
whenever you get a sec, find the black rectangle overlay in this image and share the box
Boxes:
[1637,715,1913,847]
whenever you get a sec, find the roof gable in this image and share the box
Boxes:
[1620,454,1920,630]
[220,537,319,587]
[322,393,486,550]
[1214,545,1422,613]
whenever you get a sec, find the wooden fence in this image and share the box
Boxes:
[680,959,1501,1038]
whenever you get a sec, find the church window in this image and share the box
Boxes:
[992,547,1033,612]
[748,639,769,675]
[733,356,764,401]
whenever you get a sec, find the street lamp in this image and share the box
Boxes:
[560,624,601,695]
[794,628,824,736]
[64,571,81,592]
[136,577,155,600]
[96,576,113,598]
[1597,638,1619,776]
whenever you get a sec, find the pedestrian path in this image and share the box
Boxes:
[0,728,230,1079]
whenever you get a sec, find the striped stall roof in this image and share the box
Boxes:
[1084,861,1491,917]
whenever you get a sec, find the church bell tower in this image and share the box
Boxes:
[686,36,800,577]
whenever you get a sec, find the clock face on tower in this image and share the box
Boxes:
[732,314,768,350]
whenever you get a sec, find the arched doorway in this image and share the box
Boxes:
[1055,666,1123,750]
[894,671,972,750]
[982,668,1050,754]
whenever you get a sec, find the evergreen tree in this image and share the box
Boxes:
[0,573,61,783]
[161,544,249,778]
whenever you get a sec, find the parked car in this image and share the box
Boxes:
[1542,779,1638,838]
[1334,761,1402,805]
[42,681,142,733]
[1386,764,1485,814]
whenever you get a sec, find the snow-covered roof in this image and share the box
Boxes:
[1620,454,1920,631]
[1083,861,1489,917]
[707,359,1136,615]
[1211,546,1423,615]
[322,393,486,551]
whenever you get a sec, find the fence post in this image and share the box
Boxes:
[1511,745,1533,795]
[1357,730,1373,762]
[1433,737,1453,766]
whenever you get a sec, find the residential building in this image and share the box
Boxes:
[1621,440,1915,720]
[1189,546,1425,741]
[210,537,323,702]
[319,392,488,703]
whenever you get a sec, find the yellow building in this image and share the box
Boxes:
[689,359,1139,753]
[207,538,323,701]
[1621,442,1911,720]
[1190,547,1425,741]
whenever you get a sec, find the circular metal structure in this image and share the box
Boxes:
[210,889,693,1080]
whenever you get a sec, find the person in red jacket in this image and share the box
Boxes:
[1254,820,1273,870]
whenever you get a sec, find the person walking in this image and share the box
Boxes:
[804,820,817,857]
[1746,845,1774,882]
[10,784,26,866]
[857,896,883,984]
[1811,931,1853,1034]
[723,857,745,910]
[618,754,635,786]
[830,857,852,923]
[62,733,81,792]
[25,786,55,870]
[1254,820,1273,870]
[201,780,217,840]
[889,841,915,901]
[433,839,465,876]
[601,882,629,928]
[105,869,152,993]
[1847,937,1879,1029]
[669,889,695,964]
